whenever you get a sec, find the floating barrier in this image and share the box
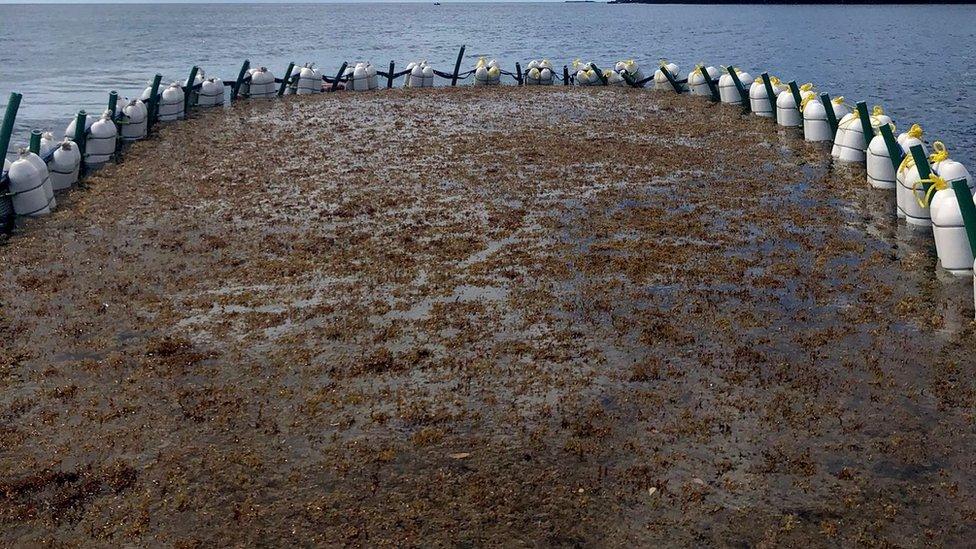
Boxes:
[2,47,976,314]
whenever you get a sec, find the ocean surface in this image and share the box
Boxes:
[1,2,974,166]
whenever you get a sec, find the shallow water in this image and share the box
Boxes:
[0,2,974,168]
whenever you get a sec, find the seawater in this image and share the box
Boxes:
[1,2,974,166]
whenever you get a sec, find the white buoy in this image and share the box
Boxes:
[929,160,974,275]
[158,82,185,121]
[525,59,554,86]
[198,77,225,106]
[422,64,434,88]
[615,59,645,84]
[366,63,378,90]
[120,99,148,140]
[25,146,55,211]
[775,84,815,128]
[39,132,58,158]
[7,149,51,217]
[49,138,80,191]
[246,67,276,99]
[605,69,626,86]
[831,106,891,163]
[294,65,321,95]
[866,125,898,189]
[85,110,117,168]
[653,62,679,90]
[749,77,786,118]
[802,96,850,142]
[717,68,753,104]
[687,65,719,96]
[349,63,370,91]
[474,58,501,86]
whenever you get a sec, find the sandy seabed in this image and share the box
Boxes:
[1,86,975,546]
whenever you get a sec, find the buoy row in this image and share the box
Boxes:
[3,52,976,315]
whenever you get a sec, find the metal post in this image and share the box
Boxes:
[760,73,777,122]
[700,66,719,102]
[878,123,904,172]
[819,93,838,136]
[145,74,162,132]
[0,92,22,164]
[73,110,88,173]
[950,178,976,258]
[661,65,683,94]
[563,66,569,86]
[855,102,875,149]
[330,62,348,92]
[788,81,803,116]
[231,60,250,102]
[726,67,749,111]
[451,45,466,86]
[29,129,41,154]
[515,62,522,86]
[183,66,199,116]
[387,61,395,89]
[278,62,295,97]
[108,90,118,115]
[909,144,933,200]
[589,63,608,86]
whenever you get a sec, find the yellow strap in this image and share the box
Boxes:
[913,174,948,208]
[800,82,814,92]
[908,123,923,139]
[928,141,949,164]
[872,105,884,116]
[898,152,916,174]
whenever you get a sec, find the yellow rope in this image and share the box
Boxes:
[928,141,949,164]
[908,123,923,139]
[914,174,948,208]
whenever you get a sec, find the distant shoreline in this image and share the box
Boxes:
[607,0,972,3]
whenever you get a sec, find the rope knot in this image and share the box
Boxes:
[908,123,923,139]
[929,141,949,164]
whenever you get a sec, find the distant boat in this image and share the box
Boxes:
[434,2,441,4]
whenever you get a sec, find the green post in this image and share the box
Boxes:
[760,73,777,122]
[451,45,466,86]
[231,60,250,101]
[563,66,569,86]
[146,74,162,131]
[330,62,348,92]
[515,62,522,85]
[819,93,838,136]
[0,92,22,166]
[278,62,295,97]
[387,61,395,89]
[788,81,803,117]
[878,123,904,172]
[29,129,41,155]
[950,178,976,258]
[73,110,87,173]
[726,67,749,111]
[589,63,608,85]
[855,102,874,149]
[699,66,719,102]
[183,66,199,115]
[108,90,118,115]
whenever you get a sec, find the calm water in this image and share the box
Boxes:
[1,3,974,166]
